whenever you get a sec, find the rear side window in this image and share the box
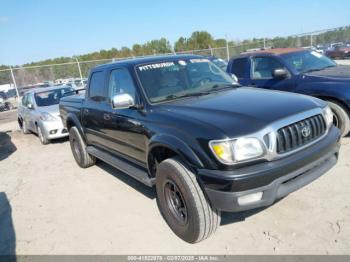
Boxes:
[231,58,248,78]
[88,71,106,101]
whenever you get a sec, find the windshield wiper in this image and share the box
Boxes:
[165,91,211,100]
[211,83,241,90]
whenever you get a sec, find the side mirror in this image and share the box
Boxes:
[27,103,34,109]
[272,68,288,79]
[112,93,135,109]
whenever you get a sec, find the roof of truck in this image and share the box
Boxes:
[93,54,203,70]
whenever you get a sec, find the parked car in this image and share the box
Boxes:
[325,43,350,59]
[60,55,340,243]
[0,91,17,111]
[17,86,74,144]
[227,48,350,136]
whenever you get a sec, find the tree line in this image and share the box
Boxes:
[1,26,350,86]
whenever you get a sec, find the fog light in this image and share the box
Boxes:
[49,130,57,134]
[237,192,263,205]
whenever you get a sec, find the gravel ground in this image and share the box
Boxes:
[0,119,350,255]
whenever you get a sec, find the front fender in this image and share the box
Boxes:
[66,113,86,141]
[148,134,204,169]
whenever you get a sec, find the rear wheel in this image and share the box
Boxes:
[156,157,221,243]
[69,126,96,168]
[37,126,50,145]
[328,100,350,137]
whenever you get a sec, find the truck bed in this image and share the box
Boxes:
[59,94,85,127]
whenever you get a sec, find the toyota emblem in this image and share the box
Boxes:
[301,126,311,138]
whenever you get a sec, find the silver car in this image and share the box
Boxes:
[17,86,74,144]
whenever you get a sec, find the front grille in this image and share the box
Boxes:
[276,114,326,154]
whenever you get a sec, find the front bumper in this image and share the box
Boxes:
[40,120,69,140]
[198,126,341,212]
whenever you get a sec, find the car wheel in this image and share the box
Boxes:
[22,120,30,134]
[328,100,350,137]
[37,126,50,145]
[156,157,221,243]
[69,126,96,168]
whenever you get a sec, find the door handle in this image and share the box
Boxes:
[103,113,111,121]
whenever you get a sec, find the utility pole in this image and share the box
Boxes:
[225,34,230,61]
[310,34,313,47]
[263,38,266,49]
[9,66,20,100]
[74,57,83,82]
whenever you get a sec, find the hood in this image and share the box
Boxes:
[38,104,60,118]
[305,65,350,80]
[156,87,324,137]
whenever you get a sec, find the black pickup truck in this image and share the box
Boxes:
[59,55,340,243]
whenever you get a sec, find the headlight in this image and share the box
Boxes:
[40,112,56,121]
[323,105,333,129]
[233,137,265,162]
[209,137,265,164]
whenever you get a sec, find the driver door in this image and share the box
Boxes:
[101,67,147,164]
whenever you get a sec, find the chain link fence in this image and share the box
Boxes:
[0,25,349,108]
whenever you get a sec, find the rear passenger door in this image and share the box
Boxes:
[248,56,295,91]
[82,70,110,148]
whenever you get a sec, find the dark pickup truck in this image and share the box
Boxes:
[227,48,350,136]
[60,55,340,243]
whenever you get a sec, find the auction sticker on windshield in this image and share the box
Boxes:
[189,58,210,63]
[138,62,175,71]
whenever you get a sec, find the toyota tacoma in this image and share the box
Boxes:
[59,55,340,243]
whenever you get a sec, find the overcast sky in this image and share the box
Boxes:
[1,0,349,65]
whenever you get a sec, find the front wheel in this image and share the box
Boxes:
[156,157,221,243]
[328,101,350,137]
[37,126,50,145]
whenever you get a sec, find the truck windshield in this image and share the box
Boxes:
[34,87,74,107]
[281,50,336,73]
[136,58,236,103]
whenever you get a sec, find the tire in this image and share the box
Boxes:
[37,125,50,145]
[327,100,350,137]
[22,120,30,134]
[156,157,221,243]
[69,126,96,168]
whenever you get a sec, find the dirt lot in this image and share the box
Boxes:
[0,117,350,255]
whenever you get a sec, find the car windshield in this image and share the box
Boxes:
[281,50,336,73]
[34,87,74,107]
[136,58,236,103]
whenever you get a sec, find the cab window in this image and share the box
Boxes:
[108,68,136,100]
[252,57,284,79]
